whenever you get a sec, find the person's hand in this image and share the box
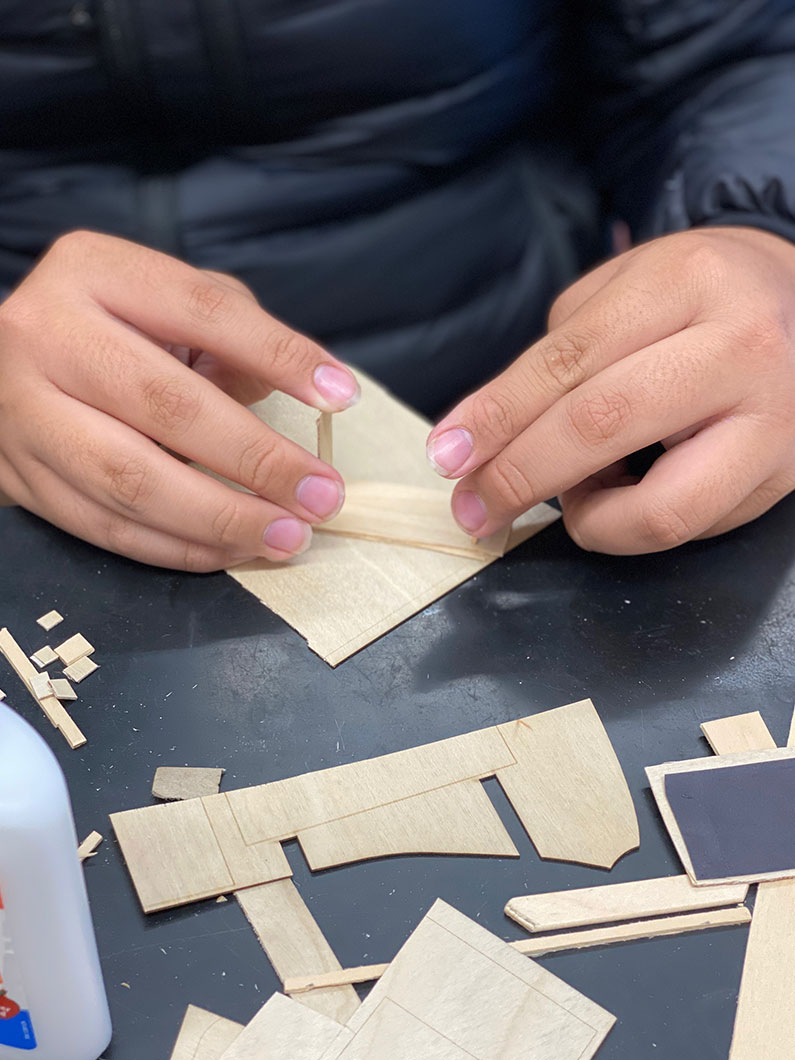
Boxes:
[426,227,795,553]
[0,231,359,569]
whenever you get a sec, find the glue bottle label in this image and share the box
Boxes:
[0,891,37,1050]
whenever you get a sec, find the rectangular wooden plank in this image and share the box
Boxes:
[63,656,98,683]
[202,794,292,889]
[31,645,58,667]
[647,748,795,886]
[701,712,776,755]
[36,610,63,631]
[236,879,360,1025]
[496,699,639,869]
[110,800,235,913]
[170,1005,243,1060]
[297,779,518,870]
[226,725,515,846]
[54,632,95,666]
[505,875,749,932]
[217,993,347,1060]
[50,678,77,701]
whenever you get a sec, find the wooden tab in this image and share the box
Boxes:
[50,678,77,701]
[36,610,63,631]
[77,831,103,861]
[701,712,776,755]
[63,656,98,683]
[53,632,95,666]
[31,645,58,668]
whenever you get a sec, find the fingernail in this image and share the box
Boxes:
[452,491,487,535]
[296,475,344,520]
[426,428,473,477]
[313,364,361,410]
[263,517,312,555]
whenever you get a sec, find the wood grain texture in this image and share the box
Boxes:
[217,993,346,1060]
[343,899,614,1060]
[320,1000,469,1060]
[36,610,63,631]
[316,412,333,466]
[153,767,225,801]
[319,481,510,559]
[236,880,360,1024]
[53,632,94,666]
[202,794,292,889]
[646,748,795,886]
[0,627,86,748]
[505,875,749,932]
[496,699,639,868]
[170,1005,243,1060]
[63,656,98,683]
[297,779,518,870]
[701,712,776,755]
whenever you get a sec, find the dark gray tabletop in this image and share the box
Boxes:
[2,496,793,1059]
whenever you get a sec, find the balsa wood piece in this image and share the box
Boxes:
[36,610,63,631]
[236,880,360,1025]
[0,627,86,749]
[224,372,560,666]
[701,712,776,755]
[297,779,519,870]
[320,999,468,1060]
[170,1005,243,1060]
[153,766,225,801]
[31,645,58,667]
[226,725,514,846]
[0,689,5,701]
[788,705,795,748]
[202,794,292,889]
[496,699,639,868]
[342,899,614,1060]
[63,656,98,683]
[505,875,749,933]
[319,481,510,560]
[284,907,752,994]
[317,412,333,466]
[50,678,77,701]
[30,671,54,700]
[110,800,236,913]
[217,993,347,1060]
[647,747,795,886]
[53,632,95,666]
[77,831,103,861]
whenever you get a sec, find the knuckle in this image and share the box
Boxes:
[679,237,731,289]
[142,375,201,434]
[236,434,280,494]
[103,512,138,555]
[264,325,314,376]
[566,389,632,447]
[49,229,101,262]
[535,331,592,392]
[209,500,245,548]
[185,279,234,325]
[734,312,789,369]
[638,498,694,550]
[181,539,223,573]
[469,388,521,443]
[104,456,153,511]
[490,452,538,510]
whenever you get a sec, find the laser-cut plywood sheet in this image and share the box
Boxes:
[222,373,560,666]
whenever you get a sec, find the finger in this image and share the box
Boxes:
[425,239,712,480]
[546,252,633,330]
[560,414,775,554]
[47,321,345,522]
[8,455,250,572]
[449,323,738,536]
[695,474,794,539]
[23,392,318,561]
[49,232,360,411]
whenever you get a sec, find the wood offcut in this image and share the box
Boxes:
[54,633,95,667]
[36,610,63,631]
[152,766,225,801]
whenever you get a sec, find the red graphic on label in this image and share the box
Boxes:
[0,993,20,1020]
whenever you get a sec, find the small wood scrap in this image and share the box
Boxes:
[50,678,77,701]
[31,645,59,668]
[505,875,749,933]
[788,705,795,747]
[63,656,98,683]
[700,711,776,755]
[647,748,795,886]
[152,766,225,801]
[77,831,103,861]
[30,671,54,700]
[316,410,333,465]
[36,610,63,631]
[236,879,360,1024]
[170,1005,243,1060]
[53,632,95,667]
[0,627,86,749]
[0,688,5,701]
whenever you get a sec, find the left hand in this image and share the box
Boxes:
[426,226,795,553]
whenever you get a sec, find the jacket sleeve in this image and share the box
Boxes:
[574,0,795,243]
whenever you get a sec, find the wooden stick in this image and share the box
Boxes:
[77,831,103,861]
[283,906,751,994]
[0,628,86,749]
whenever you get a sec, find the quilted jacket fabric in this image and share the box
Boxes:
[0,0,793,413]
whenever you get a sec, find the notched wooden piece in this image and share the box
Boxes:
[54,632,95,666]
[63,656,98,683]
[505,875,749,933]
[701,712,776,755]
[153,766,225,801]
[31,645,58,668]
[496,699,639,868]
[36,610,63,631]
[170,1005,243,1060]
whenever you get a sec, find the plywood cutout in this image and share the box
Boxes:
[63,656,98,683]
[236,879,360,1024]
[647,748,795,886]
[221,372,559,666]
[217,993,347,1060]
[320,999,468,1060]
[53,632,94,666]
[505,875,749,932]
[36,610,63,631]
[153,766,225,801]
[31,645,58,668]
[170,1005,243,1060]
[700,711,776,755]
[496,699,639,868]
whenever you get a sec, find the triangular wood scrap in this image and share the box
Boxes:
[152,766,225,801]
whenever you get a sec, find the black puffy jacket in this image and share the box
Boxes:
[1,0,794,414]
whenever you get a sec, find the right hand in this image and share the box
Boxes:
[0,231,360,570]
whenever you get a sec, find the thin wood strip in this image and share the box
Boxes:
[317,411,333,465]
[788,706,795,748]
[63,656,98,683]
[0,628,86,748]
[77,831,103,861]
[284,906,751,994]
[701,712,776,755]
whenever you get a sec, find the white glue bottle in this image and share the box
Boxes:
[0,702,111,1059]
